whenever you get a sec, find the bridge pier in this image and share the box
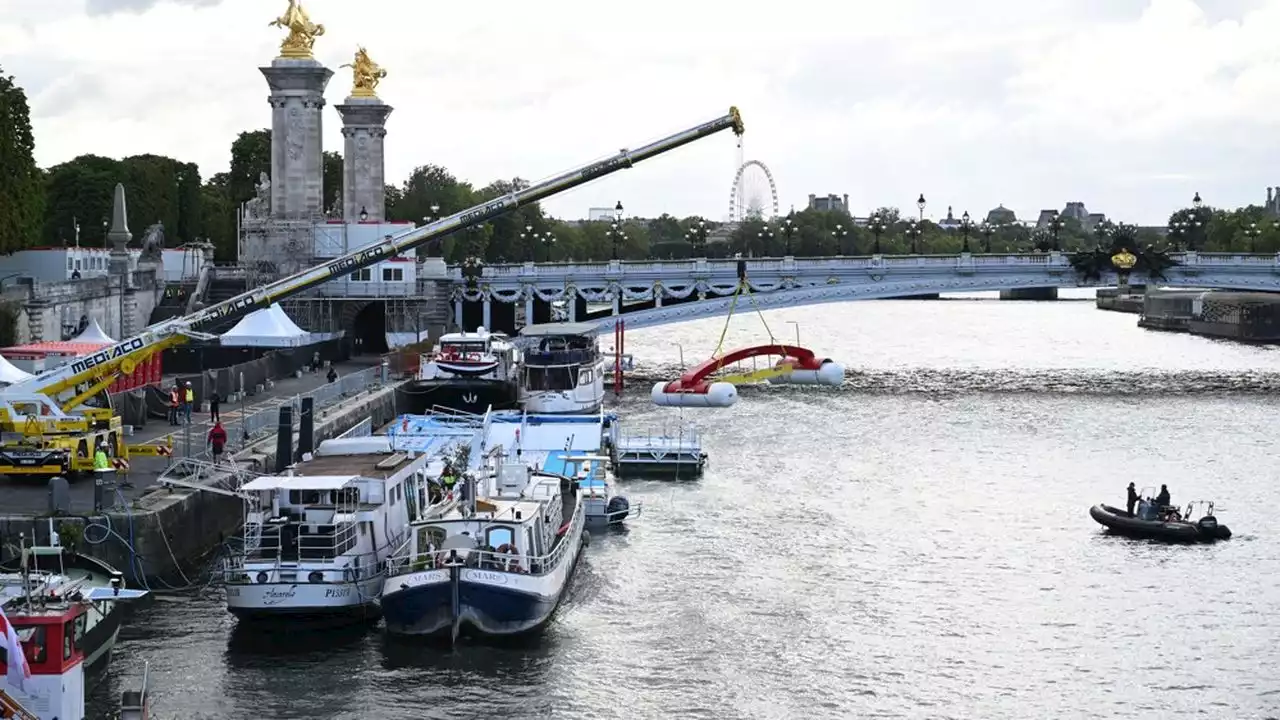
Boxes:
[999,288,1058,301]
[483,297,492,330]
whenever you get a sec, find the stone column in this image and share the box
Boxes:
[335,97,394,222]
[106,183,132,280]
[260,58,333,219]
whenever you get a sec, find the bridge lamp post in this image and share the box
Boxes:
[831,224,849,255]
[1243,222,1262,253]
[1047,211,1064,252]
[1168,219,1188,250]
[685,219,708,257]
[1190,192,1208,250]
[758,227,775,257]
[979,222,994,253]
[917,193,926,222]
[1094,222,1112,249]
[521,225,536,262]
[541,232,556,262]
[359,206,369,222]
[904,220,922,254]
[869,214,888,254]
[781,215,796,256]
[609,201,625,260]
[958,211,973,253]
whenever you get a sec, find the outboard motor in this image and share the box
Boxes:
[1196,515,1219,539]
[606,495,630,523]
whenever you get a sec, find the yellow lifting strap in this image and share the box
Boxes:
[710,281,744,359]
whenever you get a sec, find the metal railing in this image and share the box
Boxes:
[337,417,373,439]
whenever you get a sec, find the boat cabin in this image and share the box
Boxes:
[0,602,88,720]
[406,468,565,575]
[234,448,430,581]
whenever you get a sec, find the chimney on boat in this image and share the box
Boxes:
[297,396,315,460]
[275,405,293,474]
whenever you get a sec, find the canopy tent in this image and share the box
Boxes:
[220,304,310,348]
[0,353,33,384]
[73,318,115,344]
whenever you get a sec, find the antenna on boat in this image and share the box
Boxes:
[18,532,31,613]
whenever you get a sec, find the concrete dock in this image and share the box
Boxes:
[0,358,405,585]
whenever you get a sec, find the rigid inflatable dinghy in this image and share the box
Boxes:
[1089,500,1231,543]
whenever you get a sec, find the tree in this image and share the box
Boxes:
[322,151,342,214]
[228,129,270,206]
[0,67,44,253]
[42,155,122,246]
[201,173,236,259]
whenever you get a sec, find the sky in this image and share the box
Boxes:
[3,0,1280,225]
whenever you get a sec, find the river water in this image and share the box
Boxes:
[90,293,1280,719]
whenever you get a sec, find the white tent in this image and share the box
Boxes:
[220,304,309,348]
[0,353,33,384]
[74,318,115,344]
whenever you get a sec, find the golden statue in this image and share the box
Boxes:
[341,47,387,98]
[269,0,325,59]
[1110,248,1138,270]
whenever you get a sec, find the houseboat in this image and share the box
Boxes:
[223,437,448,621]
[404,327,521,415]
[518,322,606,414]
[380,443,587,643]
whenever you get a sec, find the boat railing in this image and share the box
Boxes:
[227,545,390,580]
[389,499,585,578]
[235,520,360,564]
[618,422,701,448]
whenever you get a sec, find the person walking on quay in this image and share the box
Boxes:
[92,440,113,513]
[208,421,228,465]
[183,381,194,424]
[209,390,221,423]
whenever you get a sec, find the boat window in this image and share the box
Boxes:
[578,368,594,386]
[288,490,325,505]
[486,526,515,551]
[73,614,86,651]
[63,620,73,660]
[416,525,446,552]
[524,366,576,391]
[17,625,45,664]
[441,342,487,355]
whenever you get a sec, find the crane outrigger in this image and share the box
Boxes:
[0,108,745,478]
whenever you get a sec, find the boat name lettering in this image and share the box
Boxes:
[324,587,351,599]
[263,587,297,600]
[69,337,146,375]
[467,570,508,585]
[408,570,447,584]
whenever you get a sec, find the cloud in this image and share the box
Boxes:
[83,0,220,16]
[3,0,1280,225]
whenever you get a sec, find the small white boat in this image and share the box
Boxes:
[405,327,521,414]
[223,437,448,621]
[517,322,606,414]
[380,448,587,642]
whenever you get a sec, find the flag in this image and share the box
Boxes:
[0,606,30,691]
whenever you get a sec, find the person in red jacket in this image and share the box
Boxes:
[207,422,228,464]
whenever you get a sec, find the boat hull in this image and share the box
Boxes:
[382,534,586,639]
[225,576,384,621]
[401,378,518,415]
[1089,504,1230,542]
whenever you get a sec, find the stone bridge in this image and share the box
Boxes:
[444,252,1280,332]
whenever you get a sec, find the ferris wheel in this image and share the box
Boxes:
[729,160,779,222]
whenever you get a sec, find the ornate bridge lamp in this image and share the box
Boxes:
[520,225,536,262]
[831,223,849,255]
[1047,211,1065,252]
[1189,191,1208,251]
[685,219,709,256]
[781,213,796,255]
[1093,221,1112,251]
[868,213,888,254]
[1243,221,1262,253]
[758,226,775,256]
[608,201,626,260]
[1111,247,1138,293]
[917,193,926,222]
[541,232,557,262]
[904,220,923,254]
[1168,219,1188,250]
[979,222,994,253]
[958,211,973,253]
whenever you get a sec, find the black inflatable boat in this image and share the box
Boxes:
[1089,501,1231,543]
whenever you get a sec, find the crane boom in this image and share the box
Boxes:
[3,107,744,401]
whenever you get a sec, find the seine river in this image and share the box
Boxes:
[90,292,1280,719]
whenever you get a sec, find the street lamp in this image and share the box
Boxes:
[780,214,796,255]
[830,223,849,255]
[868,213,888,254]
[917,193,926,222]
[102,218,108,248]
[541,232,556,262]
[1168,219,1188,250]
[904,220,923,254]
[979,222,994,253]
[520,224,536,262]
[685,219,709,256]
[608,201,625,260]
[1244,221,1262,253]
[959,211,973,253]
[758,226,775,256]
[1094,221,1113,248]
[1047,211,1064,252]
[1192,191,1203,210]
[359,206,369,222]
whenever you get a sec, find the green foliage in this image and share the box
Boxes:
[323,151,342,212]
[0,300,19,347]
[0,67,43,254]
[228,129,270,206]
[42,154,202,247]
